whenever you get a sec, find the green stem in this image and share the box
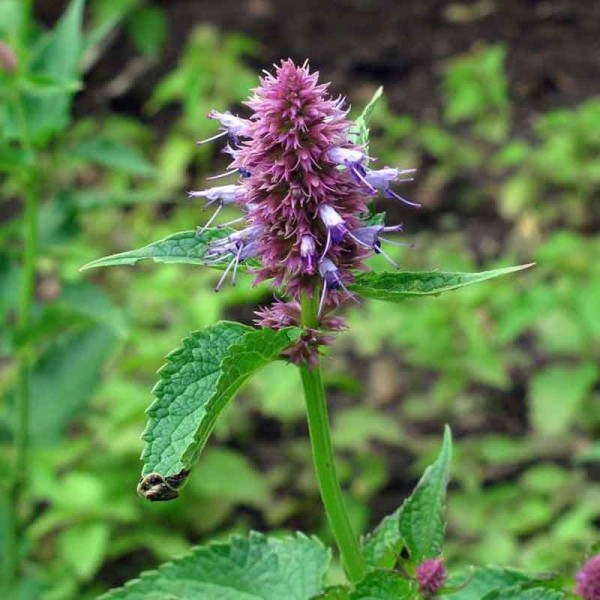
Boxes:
[3,83,37,591]
[299,293,365,583]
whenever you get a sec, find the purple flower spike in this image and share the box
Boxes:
[416,558,447,598]
[576,554,600,600]
[192,59,419,364]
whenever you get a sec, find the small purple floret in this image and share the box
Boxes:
[188,184,243,232]
[364,166,421,207]
[319,204,348,255]
[300,235,317,274]
[416,558,447,597]
[576,555,600,600]
[197,110,251,145]
[349,224,407,268]
[188,184,241,204]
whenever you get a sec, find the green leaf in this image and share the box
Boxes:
[530,362,598,437]
[100,531,329,600]
[29,323,119,446]
[442,567,569,600]
[17,73,82,96]
[350,571,415,599]
[398,426,452,561]
[441,567,530,600]
[482,587,568,600]
[7,0,85,142]
[361,511,404,570]
[138,322,302,500]
[58,521,110,581]
[349,265,533,303]
[360,211,386,227]
[363,427,452,567]
[350,86,384,148]
[67,138,155,177]
[312,586,350,599]
[81,229,255,271]
[126,5,167,58]
[332,407,403,451]
[189,448,270,508]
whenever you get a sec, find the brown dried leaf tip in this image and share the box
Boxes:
[137,470,190,502]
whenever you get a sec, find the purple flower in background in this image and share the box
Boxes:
[416,558,447,597]
[192,59,418,364]
[576,555,600,600]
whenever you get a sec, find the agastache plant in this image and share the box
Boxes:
[85,61,588,600]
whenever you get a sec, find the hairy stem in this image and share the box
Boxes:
[299,293,365,583]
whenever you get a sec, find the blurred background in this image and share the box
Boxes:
[0,0,599,597]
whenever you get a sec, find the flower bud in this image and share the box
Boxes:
[0,42,17,73]
[416,558,447,597]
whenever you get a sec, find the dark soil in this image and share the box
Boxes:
[39,0,600,127]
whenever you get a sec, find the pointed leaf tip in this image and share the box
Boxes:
[350,264,534,303]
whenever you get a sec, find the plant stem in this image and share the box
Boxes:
[299,293,365,583]
[4,184,36,589]
[3,85,37,591]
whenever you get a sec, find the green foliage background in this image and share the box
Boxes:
[0,1,598,598]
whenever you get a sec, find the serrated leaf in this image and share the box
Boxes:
[138,322,302,499]
[349,265,533,303]
[350,87,384,148]
[363,427,452,567]
[100,531,329,600]
[361,512,404,569]
[399,426,452,561]
[81,229,245,271]
[350,571,415,600]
